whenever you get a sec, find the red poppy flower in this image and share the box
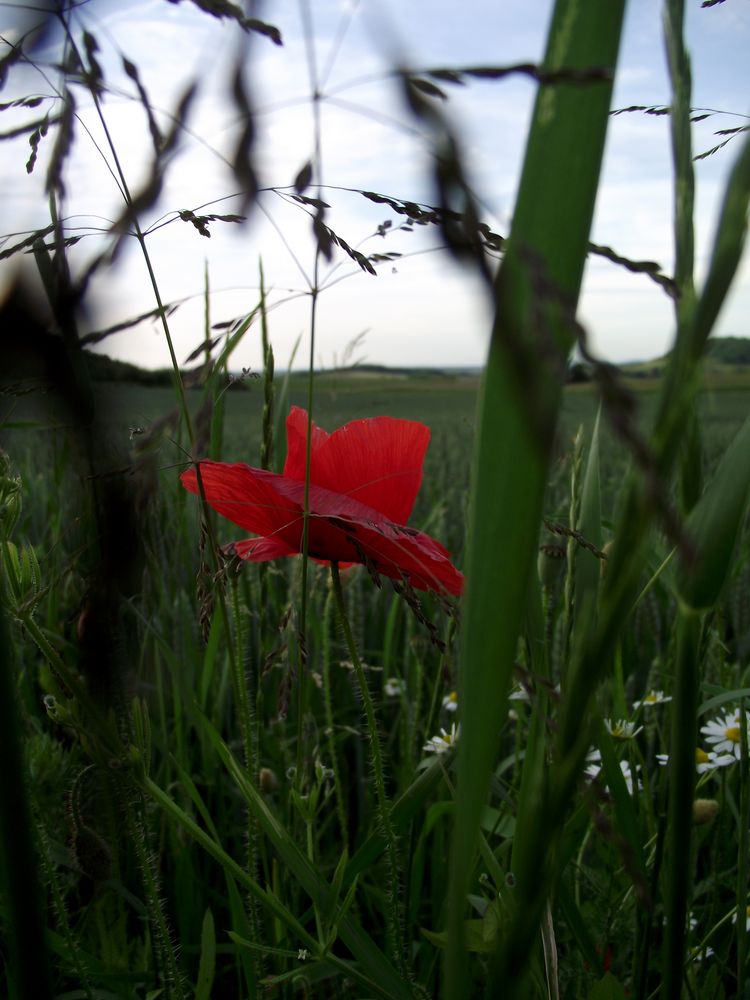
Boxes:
[180,406,464,596]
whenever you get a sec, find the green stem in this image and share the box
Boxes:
[321,588,351,857]
[122,787,184,999]
[329,562,406,975]
[662,608,702,999]
[0,611,54,1000]
[737,698,748,989]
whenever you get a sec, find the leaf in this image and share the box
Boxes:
[677,412,750,610]
[421,919,496,953]
[587,973,627,1000]
[446,1,627,995]
[293,160,313,194]
[166,0,282,44]
[692,130,750,347]
[122,56,163,153]
[408,77,448,101]
[196,716,415,1000]
[195,908,216,1000]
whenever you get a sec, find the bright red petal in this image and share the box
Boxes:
[283,406,429,524]
[180,462,302,546]
[233,537,298,562]
[270,477,464,595]
[283,406,329,481]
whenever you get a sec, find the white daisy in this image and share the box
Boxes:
[655,748,735,774]
[632,690,672,710]
[732,904,750,933]
[686,914,715,962]
[384,677,405,698]
[442,691,459,712]
[584,753,641,795]
[604,718,643,741]
[423,723,460,755]
[700,709,749,759]
[508,684,530,702]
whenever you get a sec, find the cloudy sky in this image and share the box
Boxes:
[1,0,748,371]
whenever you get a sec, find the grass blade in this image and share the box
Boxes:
[447,2,626,994]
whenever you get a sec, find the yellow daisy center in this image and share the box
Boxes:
[695,748,709,764]
[447,691,458,703]
[725,726,741,743]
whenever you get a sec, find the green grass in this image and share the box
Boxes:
[3,0,750,996]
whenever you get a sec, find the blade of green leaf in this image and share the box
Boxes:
[677,412,750,610]
[447,2,626,995]
[195,908,216,1000]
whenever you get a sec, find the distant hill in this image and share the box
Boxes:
[619,336,750,378]
[82,353,466,384]
[705,336,750,365]
[83,351,175,386]
[80,338,749,386]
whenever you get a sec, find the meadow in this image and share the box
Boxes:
[2,369,750,999]
[2,0,750,998]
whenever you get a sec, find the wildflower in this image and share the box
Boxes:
[700,709,749,759]
[732,904,750,933]
[584,750,641,795]
[181,407,463,596]
[687,914,715,962]
[604,718,643,741]
[655,748,735,774]
[632,690,672,709]
[693,798,720,825]
[423,723,460,755]
[384,677,405,698]
[508,684,530,703]
[442,691,458,712]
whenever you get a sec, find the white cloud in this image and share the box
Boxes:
[1,0,748,372]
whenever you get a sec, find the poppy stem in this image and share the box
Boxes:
[329,561,407,976]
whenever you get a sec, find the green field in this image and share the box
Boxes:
[2,0,750,992]
[3,371,750,998]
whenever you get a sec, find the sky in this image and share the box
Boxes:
[1,0,748,372]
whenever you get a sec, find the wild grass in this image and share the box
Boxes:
[2,1,750,999]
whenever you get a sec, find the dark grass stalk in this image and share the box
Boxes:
[294,0,324,790]
[662,609,702,999]
[738,699,748,990]
[321,587,351,858]
[329,561,408,979]
[0,611,54,1000]
[33,808,93,1000]
[227,577,262,985]
[259,260,275,473]
[121,785,185,1000]
[61,33,196,450]
[142,775,320,953]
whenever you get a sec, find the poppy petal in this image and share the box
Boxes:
[270,477,464,595]
[283,406,429,524]
[180,462,302,544]
[233,537,299,562]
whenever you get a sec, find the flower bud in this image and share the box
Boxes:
[0,458,22,538]
[693,798,720,826]
[260,767,279,793]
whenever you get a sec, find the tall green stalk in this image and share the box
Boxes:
[447,2,626,995]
